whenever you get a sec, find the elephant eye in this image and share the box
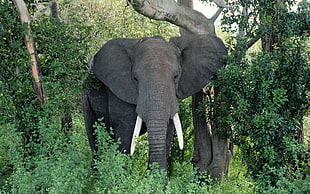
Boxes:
[173,74,179,81]
[133,76,138,82]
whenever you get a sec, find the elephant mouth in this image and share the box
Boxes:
[130,113,184,154]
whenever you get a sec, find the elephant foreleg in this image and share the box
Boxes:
[82,85,110,152]
[108,90,147,154]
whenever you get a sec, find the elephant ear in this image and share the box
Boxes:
[92,38,140,104]
[170,34,227,99]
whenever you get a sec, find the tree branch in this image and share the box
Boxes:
[212,0,230,8]
[129,0,214,34]
[129,0,230,35]
[210,7,224,23]
[246,34,262,49]
[13,0,46,104]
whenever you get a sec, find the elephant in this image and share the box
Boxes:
[82,34,227,170]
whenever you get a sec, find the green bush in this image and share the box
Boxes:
[0,112,90,193]
[213,35,310,187]
[1,0,37,186]
[0,0,90,190]
[257,166,310,193]
[88,122,256,194]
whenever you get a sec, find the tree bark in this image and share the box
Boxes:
[50,0,61,22]
[192,90,213,170]
[177,0,194,36]
[192,88,232,178]
[129,0,213,34]
[13,0,46,104]
[260,0,280,53]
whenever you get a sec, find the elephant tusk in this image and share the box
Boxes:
[173,113,184,150]
[130,115,143,155]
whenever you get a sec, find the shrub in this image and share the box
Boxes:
[213,36,310,187]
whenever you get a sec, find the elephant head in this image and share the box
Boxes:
[91,34,227,169]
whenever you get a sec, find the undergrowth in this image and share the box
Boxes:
[1,114,309,193]
[0,116,253,194]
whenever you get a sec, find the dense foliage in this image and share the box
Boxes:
[207,0,310,189]
[1,0,91,190]
[0,0,309,193]
[219,0,309,50]
[213,36,310,183]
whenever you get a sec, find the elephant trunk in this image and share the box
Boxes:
[130,81,183,170]
[147,118,168,169]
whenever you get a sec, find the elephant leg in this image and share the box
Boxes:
[82,84,110,152]
[108,90,141,154]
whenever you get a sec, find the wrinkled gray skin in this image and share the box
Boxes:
[82,34,227,170]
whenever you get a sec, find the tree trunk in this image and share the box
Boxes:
[13,0,46,104]
[192,90,213,170]
[61,113,73,132]
[178,0,194,36]
[50,0,61,22]
[191,88,232,178]
[178,0,232,179]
